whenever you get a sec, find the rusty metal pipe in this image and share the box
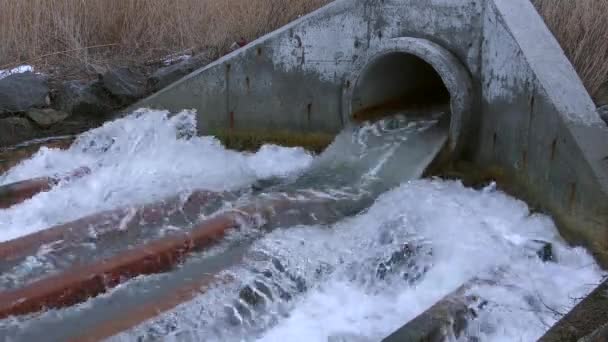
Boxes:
[0,192,332,319]
[69,274,235,342]
[0,136,74,175]
[0,166,90,209]
[0,212,246,319]
[0,189,219,262]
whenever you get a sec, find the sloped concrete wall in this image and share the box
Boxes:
[479,0,608,265]
[134,0,608,265]
[134,0,483,135]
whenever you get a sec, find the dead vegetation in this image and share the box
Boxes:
[0,0,328,76]
[533,0,608,101]
[0,0,606,100]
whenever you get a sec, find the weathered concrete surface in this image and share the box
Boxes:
[478,0,608,266]
[133,0,484,135]
[133,0,608,266]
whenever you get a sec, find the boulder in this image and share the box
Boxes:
[54,80,112,117]
[148,54,212,91]
[0,72,49,113]
[0,117,37,147]
[101,67,147,104]
[25,108,69,128]
[524,239,554,262]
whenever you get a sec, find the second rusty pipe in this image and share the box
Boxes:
[0,193,332,319]
[0,189,221,262]
[0,166,91,209]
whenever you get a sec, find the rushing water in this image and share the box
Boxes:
[0,109,313,242]
[0,109,604,342]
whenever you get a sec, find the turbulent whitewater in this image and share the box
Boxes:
[0,109,313,242]
[0,109,604,342]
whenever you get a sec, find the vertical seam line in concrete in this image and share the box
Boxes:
[225,64,231,127]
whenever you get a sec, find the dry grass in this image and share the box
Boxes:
[0,0,606,100]
[534,0,608,100]
[0,0,327,75]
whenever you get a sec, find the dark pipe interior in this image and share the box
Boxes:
[351,52,450,122]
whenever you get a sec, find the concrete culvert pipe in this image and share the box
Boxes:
[343,37,474,155]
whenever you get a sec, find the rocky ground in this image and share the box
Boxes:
[0,52,216,147]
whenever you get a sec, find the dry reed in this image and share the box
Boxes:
[0,0,606,100]
[533,0,608,100]
[0,0,327,73]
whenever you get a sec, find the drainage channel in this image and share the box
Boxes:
[0,109,603,341]
[0,109,451,341]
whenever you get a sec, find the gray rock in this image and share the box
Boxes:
[0,72,50,113]
[148,54,212,91]
[54,80,112,117]
[598,105,608,125]
[0,117,37,147]
[524,239,554,262]
[101,67,147,104]
[25,108,69,128]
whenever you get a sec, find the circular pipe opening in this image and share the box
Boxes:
[351,52,451,122]
[343,38,474,154]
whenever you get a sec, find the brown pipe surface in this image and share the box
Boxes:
[0,189,218,262]
[0,166,90,209]
[0,137,74,174]
[0,192,330,320]
[0,177,54,208]
[0,212,245,319]
[69,274,235,342]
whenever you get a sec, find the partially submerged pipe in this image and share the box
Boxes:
[381,279,490,342]
[0,193,331,319]
[0,213,244,319]
[0,136,74,175]
[0,189,220,262]
[0,166,90,209]
[384,245,556,342]
[69,273,235,342]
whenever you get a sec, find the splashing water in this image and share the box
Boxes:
[0,108,603,342]
[0,109,313,242]
[109,180,602,342]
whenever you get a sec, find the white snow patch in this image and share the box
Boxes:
[0,65,34,79]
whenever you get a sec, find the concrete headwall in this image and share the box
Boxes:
[478,0,608,265]
[134,0,608,266]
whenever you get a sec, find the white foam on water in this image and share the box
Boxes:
[116,180,603,342]
[256,181,603,342]
[0,109,313,242]
[0,110,602,341]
